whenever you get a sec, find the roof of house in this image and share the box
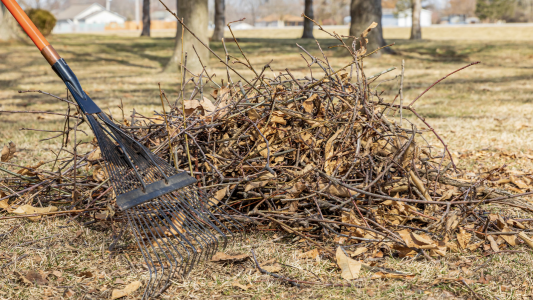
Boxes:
[79,9,127,21]
[55,4,101,20]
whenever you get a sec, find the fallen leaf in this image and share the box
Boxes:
[52,270,62,278]
[262,263,282,273]
[351,247,368,257]
[336,247,362,280]
[12,204,58,221]
[78,271,93,278]
[518,232,533,249]
[500,228,517,246]
[487,235,500,252]
[1,142,16,162]
[371,271,415,279]
[111,281,141,300]
[457,228,472,249]
[115,278,125,284]
[210,252,249,262]
[209,186,228,207]
[302,94,317,113]
[300,248,319,259]
[232,281,252,290]
[510,175,528,189]
[64,289,75,298]
[18,270,48,285]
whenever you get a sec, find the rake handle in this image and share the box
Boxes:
[1,0,101,114]
[1,0,60,65]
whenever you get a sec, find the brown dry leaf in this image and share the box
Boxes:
[510,175,528,189]
[111,281,141,300]
[183,100,202,116]
[457,228,471,249]
[397,229,416,248]
[393,245,417,258]
[52,270,62,278]
[518,232,533,249]
[244,172,275,192]
[487,235,500,252]
[300,248,320,260]
[232,281,252,291]
[65,289,75,298]
[200,97,216,115]
[0,198,10,211]
[211,252,249,262]
[17,161,44,176]
[92,164,107,182]
[351,247,368,257]
[17,270,48,285]
[303,94,317,113]
[324,128,343,175]
[209,186,228,207]
[467,241,484,251]
[500,228,517,246]
[262,263,282,273]
[12,204,58,221]
[271,111,287,125]
[78,271,93,278]
[507,219,526,229]
[1,142,16,162]
[371,271,415,280]
[87,148,102,161]
[336,247,362,280]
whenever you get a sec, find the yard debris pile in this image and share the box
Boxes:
[2,23,533,283]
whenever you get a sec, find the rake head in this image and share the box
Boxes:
[86,112,246,298]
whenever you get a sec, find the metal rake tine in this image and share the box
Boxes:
[127,210,159,298]
[159,194,220,262]
[158,194,218,264]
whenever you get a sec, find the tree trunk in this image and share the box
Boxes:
[211,0,225,41]
[140,0,150,37]
[0,2,22,42]
[301,0,314,39]
[410,0,422,40]
[165,0,209,74]
[349,0,390,55]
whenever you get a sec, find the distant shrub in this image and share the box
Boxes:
[26,9,56,36]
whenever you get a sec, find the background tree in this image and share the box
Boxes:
[410,0,421,39]
[165,0,209,74]
[476,0,516,22]
[349,0,389,55]
[140,0,150,37]
[0,2,22,42]
[211,0,225,41]
[301,0,314,39]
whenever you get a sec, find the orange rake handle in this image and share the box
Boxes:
[1,0,60,65]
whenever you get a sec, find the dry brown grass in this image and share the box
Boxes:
[2,26,533,299]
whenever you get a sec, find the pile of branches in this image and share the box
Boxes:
[3,23,533,264]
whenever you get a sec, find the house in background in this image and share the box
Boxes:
[256,14,303,28]
[54,3,126,33]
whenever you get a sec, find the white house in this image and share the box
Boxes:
[396,9,432,27]
[54,3,126,33]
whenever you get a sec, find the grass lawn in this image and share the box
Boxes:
[1,25,533,299]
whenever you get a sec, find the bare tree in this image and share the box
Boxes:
[141,0,150,37]
[165,0,209,74]
[302,0,314,38]
[410,0,421,40]
[349,0,389,55]
[0,2,22,42]
[212,0,225,41]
